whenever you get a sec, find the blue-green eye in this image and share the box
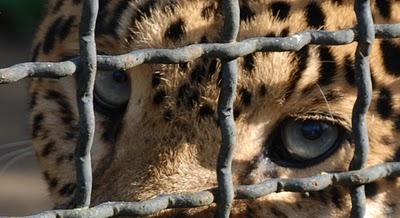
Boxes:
[266,118,346,168]
[94,70,131,109]
[282,119,338,160]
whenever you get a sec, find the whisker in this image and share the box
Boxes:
[0,147,33,163]
[316,84,334,120]
[0,139,32,150]
[0,150,34,175]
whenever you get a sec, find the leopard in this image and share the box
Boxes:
[29,0,400,217]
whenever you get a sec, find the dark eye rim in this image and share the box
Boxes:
[265,117,350,168]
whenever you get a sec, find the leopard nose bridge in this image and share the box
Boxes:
[2,0,400,217]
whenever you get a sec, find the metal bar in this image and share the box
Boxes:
[73,0,99,208]
[216,0,240,217]
[26,162,400,218]
[1,24,399,84]
[350,0,375,217]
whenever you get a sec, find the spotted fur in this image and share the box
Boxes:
[30,0,400,217]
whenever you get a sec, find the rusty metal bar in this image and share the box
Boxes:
[73,0,99,208]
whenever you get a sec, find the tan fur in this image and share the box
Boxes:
[30,0,400,216]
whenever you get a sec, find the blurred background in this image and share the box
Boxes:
[0,0,53,216]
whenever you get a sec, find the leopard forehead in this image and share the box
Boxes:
[29,0,400,217]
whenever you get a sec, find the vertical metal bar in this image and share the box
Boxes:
[217,0,240,217]
[350,0,374,217]
[73,0,99,208]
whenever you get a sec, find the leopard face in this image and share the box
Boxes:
[30,0,400,217]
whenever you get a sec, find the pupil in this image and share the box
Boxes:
[113,70,127,83]
[301,121,323,140]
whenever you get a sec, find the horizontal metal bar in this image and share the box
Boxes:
[26,162,400,218]
[1,24,399,84]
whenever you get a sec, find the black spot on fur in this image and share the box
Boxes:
[152,72,162,87]
[309,191,329,205]
[393,147,400,161]
[45,90,75,125]
[72,0,82,4]
[45,90,62,100]
[30,92,38,109]
[101,116,124,143]
[200,35,209,43]
[394,114,400,133]
[265,32,276,37]
[285,45,310,99]
[344,55,356,86]
[331,187,345,209]
[163,109,174,122]
[41,141,56,157]
[57,154,75,165]
[43,172,58,189]
[59,183,76,196]
[365,182,379,198]
[179,62,189,70]
[191,64,207,84]
[376,0,392,19]
[43,17,63,53]
[64,131,76,140]
[31,43,42,62]
[243,54,256,72]
[259,84,267,97]
[381,135,394,146]
[177,83,200,108]
[377,87,393,119]
[305,2,326,29]
[199,104,215,118]
[108,0,130,37]
[324,90,343,102]
[280,28,290,37]
[58,16,75,41]
[153,90,167,105]
[240,4,256,22]
[165,18,186,41]
[32,113,44,138]
[331,0,344,5]
[95,0,110,35]
[380,40,400,76]
[234,108,242,120]
[240,89,253,106]
[318,47,337,86]
[53,0,64,13]
[132,0,157,23]
[269,1,291,21]
[208,59,218,78]
[270,207,289,218]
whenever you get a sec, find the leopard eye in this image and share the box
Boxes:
[94,70,131,109]
[282,119,338,159]
[266,118,346,168]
